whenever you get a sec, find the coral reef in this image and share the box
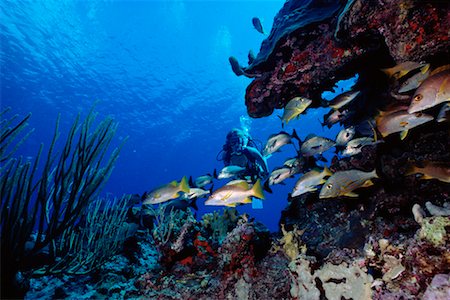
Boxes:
[1,109,125,298]
[239,0,449,117]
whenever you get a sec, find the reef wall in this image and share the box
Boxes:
[240,0,449,118]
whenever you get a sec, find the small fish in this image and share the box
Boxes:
[248,50,256,65]
[190,174,214,188]
[398,64,430,93]
[205,179,264,207]
[262,130,300,157]
[376,110,433,140]
[268,166,299,186]
[283,157,304,168]
[335,126,356,146]
[291,166,332,197]
[143,176,190,205]
[437,103,450,122]
[381,61,427,79]
[405,161,450,183]
[327,90,360,110]
[341,137,380,156]
[280,97,312,126]
[217,165,247,179]
[162,197,199,212]
[321,108,354,128]
[408,69,450,113]
[229,56,245,76]
[300,134,335,157]
[319,169,378,198]
[181,187,210,200]
[252,17,265,34]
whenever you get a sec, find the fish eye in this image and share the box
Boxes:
[413,94,423,102]
[326,184,333,189]
[416,112,423,117]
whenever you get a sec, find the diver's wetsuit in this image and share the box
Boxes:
[221,128,268,180]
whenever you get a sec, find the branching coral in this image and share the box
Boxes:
[0,108,124,297]
[35,195,136,274]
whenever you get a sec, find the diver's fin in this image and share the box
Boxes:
[252,198,264,209]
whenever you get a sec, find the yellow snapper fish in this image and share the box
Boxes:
[437,103,450,123]
[291,166,332,197]
[262,130,300,157]
[376,110,433,140]
[204,179,264,207]
[405,161,450,183]
[328,90,360,110]
[280,97,312,126]
[381,61,427,80]
[143,176,190,205]
[398,64,431,93]
[408,69,450,114]
[319,169,378,198]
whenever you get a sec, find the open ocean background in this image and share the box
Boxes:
[1,0,352,231]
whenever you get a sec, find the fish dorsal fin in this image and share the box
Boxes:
[305,133,316,141]
[430,64,450,76]
[169,180,178,187]
[420,64,431,74]
[229,181,249,189]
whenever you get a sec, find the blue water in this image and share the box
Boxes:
[1,0,351,231]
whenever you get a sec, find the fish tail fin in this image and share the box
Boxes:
[381,67,395,78]
[190,198,199,211]
[370,169,379,179]
[405,164,419,176]
[323,165,333,177]
[252,179,265,199]
[278,115,285,128]
[179,176,190,193]
[318,118,326,128]
[263,180,273,193]
[213,169,218,179]
[291,129,301,142]
[189,176,195,187]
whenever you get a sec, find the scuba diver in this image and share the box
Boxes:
[218,128,269,181]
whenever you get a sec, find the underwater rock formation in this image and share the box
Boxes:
[240,0,449,117]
